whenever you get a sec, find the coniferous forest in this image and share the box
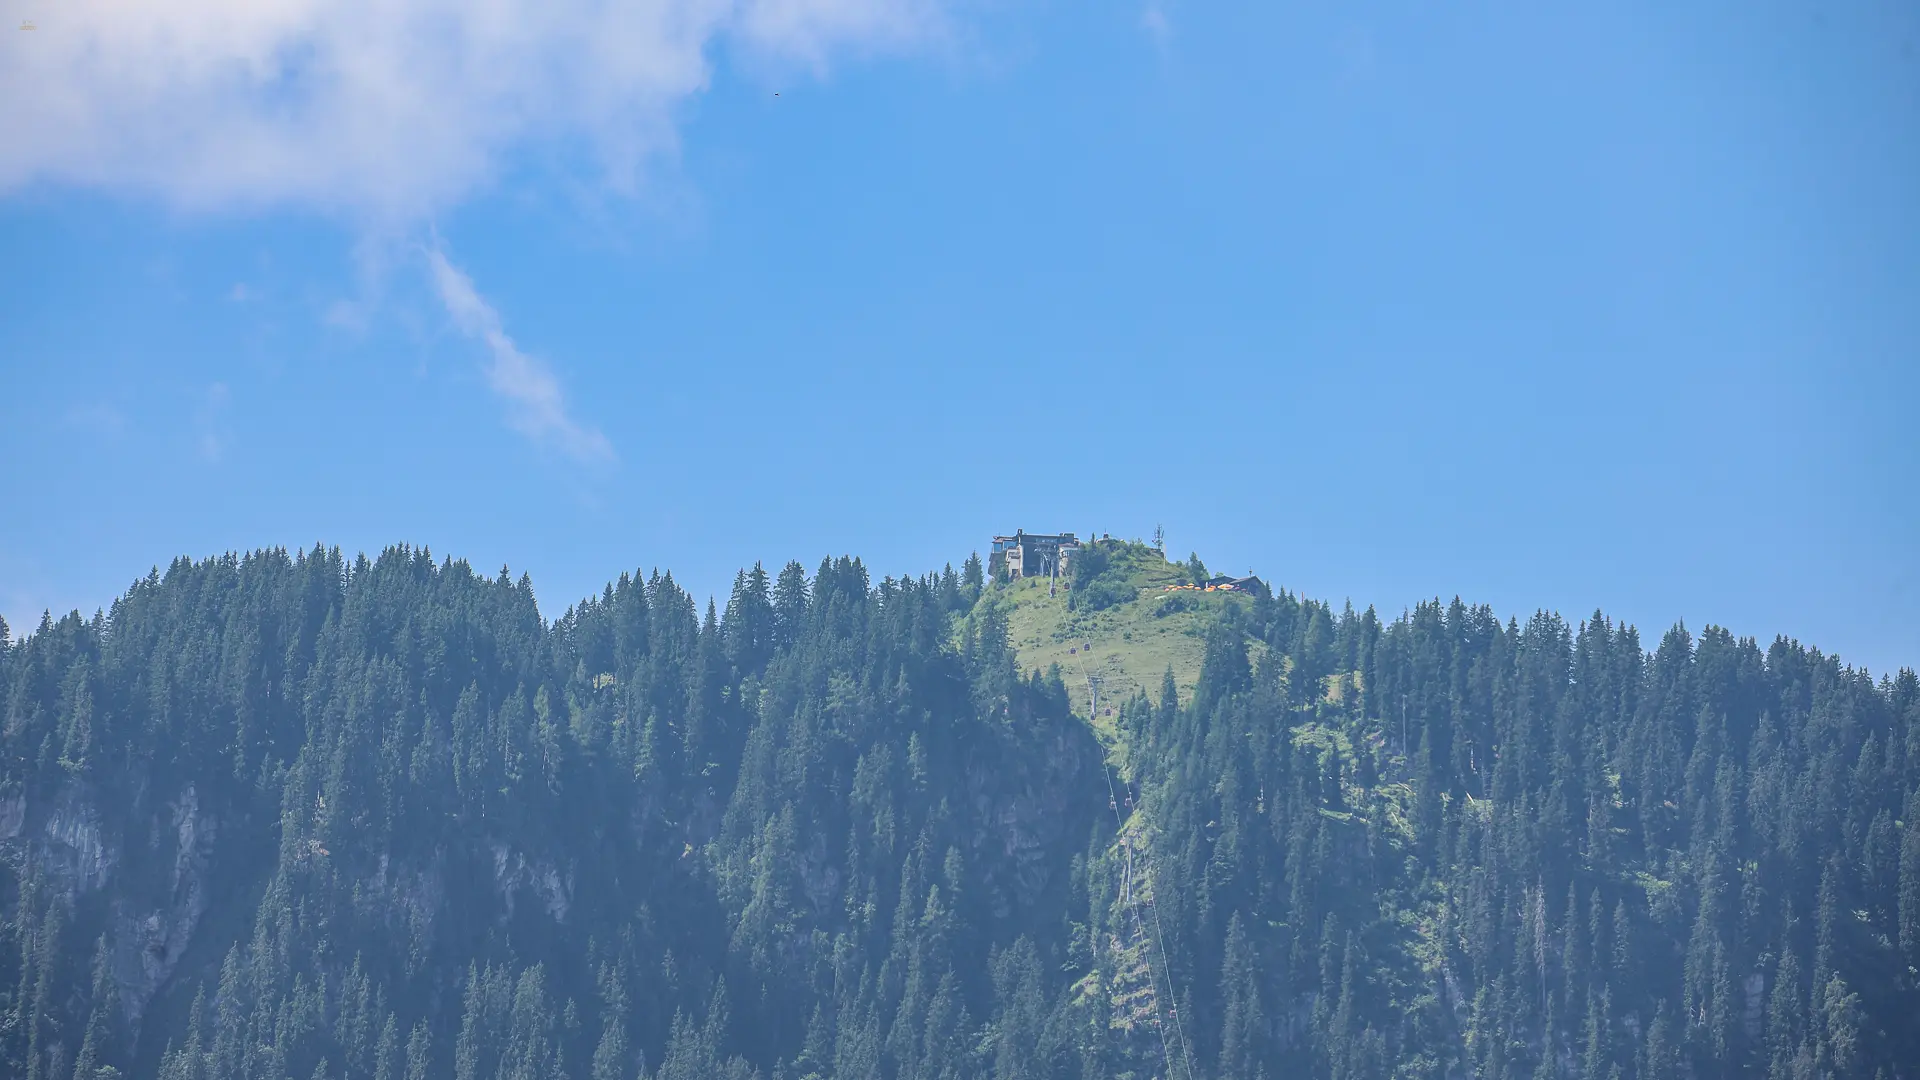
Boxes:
[2,545,1917,1080]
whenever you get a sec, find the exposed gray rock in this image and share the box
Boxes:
[491,842,572,924]
[0,791,25,840]
[107,785,216,1030]
[1,782,121,902]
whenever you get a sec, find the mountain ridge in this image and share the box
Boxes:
[0,543,1914,1080]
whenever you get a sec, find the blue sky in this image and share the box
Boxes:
[2,2,1917,675]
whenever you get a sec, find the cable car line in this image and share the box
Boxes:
[1075,655,1199,1080]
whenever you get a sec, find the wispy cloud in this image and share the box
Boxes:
[1,0,946,464]
[425,248,614,463]
[0,0,948,220]
[1141,2,1171,44]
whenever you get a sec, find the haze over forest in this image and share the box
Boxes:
[0,541,1915,1080]
[4,3,1916,1079]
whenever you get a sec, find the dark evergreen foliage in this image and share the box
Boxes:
[1,547,1914,1080]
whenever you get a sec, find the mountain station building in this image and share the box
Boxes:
[990,531,1081,580]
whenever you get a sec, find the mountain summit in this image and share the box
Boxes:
[1,544,1915,1080]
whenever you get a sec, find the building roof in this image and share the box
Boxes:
[991,532,1079,544]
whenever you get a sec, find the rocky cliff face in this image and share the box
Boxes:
[116,786,217,1028]
[0,712,1108,1064]
[3,785,117,898]
[0,551,1135,1080]
[965,723,1100,921]
[1,778,222,1034]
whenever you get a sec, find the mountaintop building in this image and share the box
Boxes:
[989,531,1080,580]
[1206,574,1271,599]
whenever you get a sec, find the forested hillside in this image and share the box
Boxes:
[2,545,1916,1080]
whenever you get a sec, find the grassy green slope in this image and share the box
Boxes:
[975,541,1266,752]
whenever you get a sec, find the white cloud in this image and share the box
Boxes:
[0,0,947,220]
[1,0,946,462]
[426,247,614,463]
